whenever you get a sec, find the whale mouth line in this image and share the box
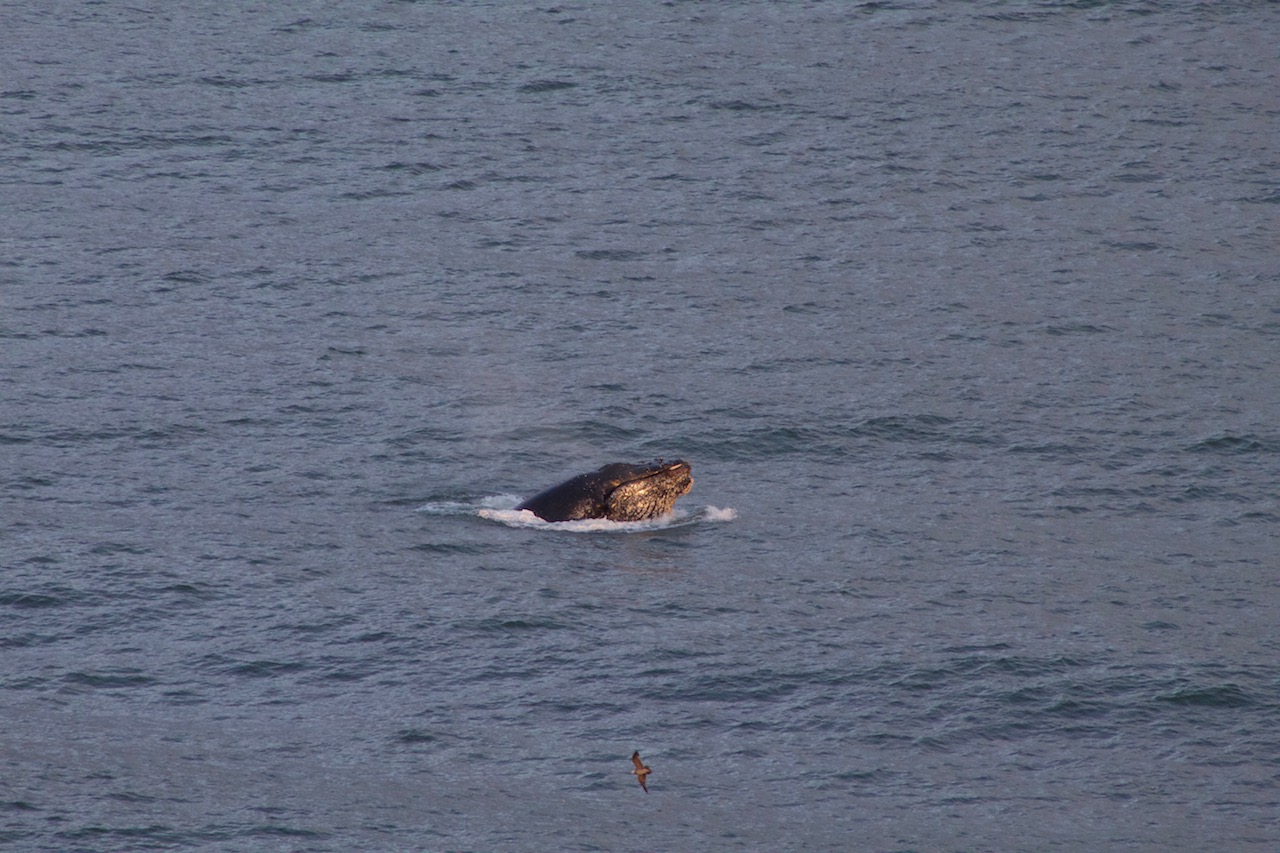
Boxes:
[628,460,690,484]
[616,461,692,494]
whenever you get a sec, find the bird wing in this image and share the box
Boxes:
[631,751,645,771]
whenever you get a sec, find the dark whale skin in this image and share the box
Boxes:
[515,460,693,522]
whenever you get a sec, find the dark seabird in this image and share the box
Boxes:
[631,751,652,793]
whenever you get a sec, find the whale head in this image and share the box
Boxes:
[516,459,693,522]
[600,459,693,521]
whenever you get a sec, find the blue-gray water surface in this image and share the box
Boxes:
[3,2,1278,851]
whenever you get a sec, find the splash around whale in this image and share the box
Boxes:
[516,459,694,522]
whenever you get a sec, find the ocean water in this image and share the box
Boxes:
[3,2,1278,850]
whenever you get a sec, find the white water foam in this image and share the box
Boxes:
[702,505,738,522]
[416,494,522,515]
[476,507,661,532]
[421,496,735,531]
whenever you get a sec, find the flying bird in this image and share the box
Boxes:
[630,751,652,793]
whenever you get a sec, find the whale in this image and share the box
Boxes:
[515,460,693,522]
